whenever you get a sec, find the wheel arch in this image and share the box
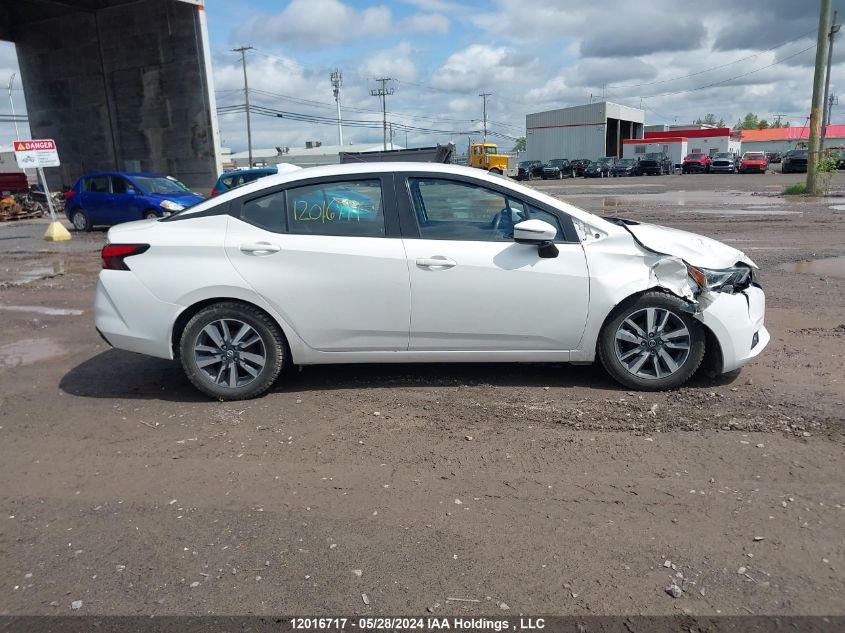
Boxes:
[171,297,299,362]
[593,287,723,376]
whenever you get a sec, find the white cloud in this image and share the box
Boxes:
[401,12,450,33]
[237,0,450,50]
[363,43,419,82]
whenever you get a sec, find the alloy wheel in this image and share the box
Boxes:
[613,307,691,380]
[193,318,266,388]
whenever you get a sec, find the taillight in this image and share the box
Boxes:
[101,244,149,270]
[64,189,75,199]
[210,187,217,196]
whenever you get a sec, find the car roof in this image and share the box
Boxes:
[78,171,167,179]
[179,161,615,228]
[220,167,277,176]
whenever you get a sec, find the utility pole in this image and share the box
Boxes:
[479,92,491,143]
[7,73,19,140]
[808,0,833,195]
[370,77,394,151]
[232,46,254,166]
[822,11,841,148]
[330,69,343,146]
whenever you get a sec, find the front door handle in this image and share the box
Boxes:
[240,242,281,255]
[416,257,457,270]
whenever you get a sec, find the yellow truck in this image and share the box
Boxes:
[468,143,518,177]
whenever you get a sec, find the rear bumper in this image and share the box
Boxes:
[95,272,182,360]
[698,285,768,373]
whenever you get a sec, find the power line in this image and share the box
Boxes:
[604,28,818,90]
[635,44,816,100]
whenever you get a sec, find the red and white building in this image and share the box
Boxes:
[622,128,742,167]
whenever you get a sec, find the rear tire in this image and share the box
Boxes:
[179,302,286,400]
[71,208,91,232]
[598,292,705,391]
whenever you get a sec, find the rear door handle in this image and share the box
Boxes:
[240,242,281,255]
[416,257,457,269]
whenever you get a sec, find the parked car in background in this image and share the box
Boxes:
[571,159,592,177]
[95,162,768,400]
[65,172,203,231]
[612,158,637,177]
[739,152,769,174]
[541,159,573,179]
[212,167,279,196]
[781,149,808,173]
[584,157,615,178]
[710,152,738,174]
[517,160,544,181]
[766,152,782,164]
[637,152,673,176]
[682,153,711,174]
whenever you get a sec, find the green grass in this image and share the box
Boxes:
[782,182,807,195]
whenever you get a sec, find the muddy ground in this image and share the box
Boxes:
[0,171,843,617]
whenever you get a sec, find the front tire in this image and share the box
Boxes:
[598,292,705,391]
[143,210,159,220]
[179,302,286,400]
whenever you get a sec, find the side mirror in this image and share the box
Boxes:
[513,219,559,259]
[514,219,556,244]
[126,188,137,196]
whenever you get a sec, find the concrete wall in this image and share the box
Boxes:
[4,0,219,190]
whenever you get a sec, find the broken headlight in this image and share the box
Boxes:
[686,264,753,293]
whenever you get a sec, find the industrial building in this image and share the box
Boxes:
[526,102,645,163]
[623,127,742,167]
[230,143,402,169]
[0,0,221,190]
[740,125,845,154]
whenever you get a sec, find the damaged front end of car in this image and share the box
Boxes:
[572,216,769,375]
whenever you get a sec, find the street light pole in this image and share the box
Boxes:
[8,73,20,140]
[232,46,254,166]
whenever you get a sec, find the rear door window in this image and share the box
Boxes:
[286,179,384,237]
[85,176,111,193]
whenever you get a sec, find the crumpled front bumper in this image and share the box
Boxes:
[697,285,769,373]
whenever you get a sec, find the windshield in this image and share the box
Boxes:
[548,159,567,166]
[519,161,533,168]
[743,153,766,160]
[714,153,733,158]
[788,150,808,158]
[597,158,612,165]
[134,176,192,195]
[686,153,705,159]
[484,146,498,155]
[643,153,663,159]
[616,159,633,166]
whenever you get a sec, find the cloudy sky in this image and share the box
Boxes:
[0,0,841,153]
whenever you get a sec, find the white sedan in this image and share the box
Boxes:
[95,163,768,400]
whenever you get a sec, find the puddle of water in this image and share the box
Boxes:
[830,204,845,212]
[0,259,66,286]
[776,257,845,278]
[0,305,83,316]
[592,191,803,208]
[0,338,67,368]
[691,208,802,216]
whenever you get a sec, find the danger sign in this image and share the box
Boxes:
[13,138,60,168]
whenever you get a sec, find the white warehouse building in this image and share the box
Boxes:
[526,101,645,163]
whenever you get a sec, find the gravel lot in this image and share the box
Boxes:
[1,171,843,617]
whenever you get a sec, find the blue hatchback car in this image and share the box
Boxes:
[64,172,204,231]
[211,166,278,197]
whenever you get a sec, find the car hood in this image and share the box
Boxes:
[148,191,205,204]
[623,221,756,269]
